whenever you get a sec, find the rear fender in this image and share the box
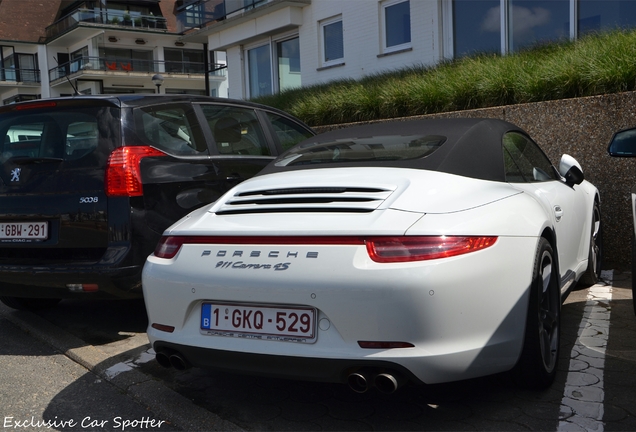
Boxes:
[404,192,549,238]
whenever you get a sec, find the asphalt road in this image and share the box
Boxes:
[0,270,634,431]
[0,300,236,431]
[0,314,174,432]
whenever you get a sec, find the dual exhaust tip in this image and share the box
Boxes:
[155,350,190,371]
[155,351,404,394]
[347,370,405,394]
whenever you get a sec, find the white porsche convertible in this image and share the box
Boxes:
[142,118,601,393]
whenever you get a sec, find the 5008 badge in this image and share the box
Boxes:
[79,196,99,204]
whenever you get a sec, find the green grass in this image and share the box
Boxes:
[253,29,636,127]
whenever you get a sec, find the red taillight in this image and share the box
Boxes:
[152,235,496,262]
[105,146,166,197]
[151,323,175,333]
[366,236,497,263]
[154,236,187,259]
[66,283,99,292]
[14,101,57,111]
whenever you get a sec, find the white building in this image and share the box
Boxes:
[0,0,228,105]
[179,0,636,99]
[2,0,635,104]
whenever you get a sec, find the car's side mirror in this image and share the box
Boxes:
[559,154,584,187]
[608,127,636,157]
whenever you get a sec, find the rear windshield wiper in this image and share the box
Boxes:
[9,156,65,165]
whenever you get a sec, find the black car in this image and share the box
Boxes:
[608,126,636,315]
[0,95,314,310]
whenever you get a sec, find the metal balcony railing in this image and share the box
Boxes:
[0,67,41,83]
[176,0,267,33]
[46,8,168,39]
[48,56,227,82]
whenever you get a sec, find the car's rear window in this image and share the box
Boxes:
[0,106,108,163]
[274,134,447,167]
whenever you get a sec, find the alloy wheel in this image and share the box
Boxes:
[538,251,559,373]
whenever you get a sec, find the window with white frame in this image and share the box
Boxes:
[320,16,344,66]
[247,44,272,98]
[245,35,301,98]
[382,0,411,52]
[277,37,301,92]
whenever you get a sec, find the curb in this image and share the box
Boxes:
[0,303,242,431]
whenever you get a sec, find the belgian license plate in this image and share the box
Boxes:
[201,302,317,343]
[0,222,48,241]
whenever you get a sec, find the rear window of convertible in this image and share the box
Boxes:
[274,134,446,167]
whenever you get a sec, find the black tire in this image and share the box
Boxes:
[579,202,602,287]
[0,296,61,311]
[512,238,560,389]
[632,235,636,316]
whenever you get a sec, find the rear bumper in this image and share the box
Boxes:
[143,236,539,385]
[0,218,160,299]
[153,341,423,385]
[0,263,143,299]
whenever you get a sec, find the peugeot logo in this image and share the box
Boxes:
[10,168,21,182]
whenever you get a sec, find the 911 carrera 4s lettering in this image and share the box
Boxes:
[214,261,291,271]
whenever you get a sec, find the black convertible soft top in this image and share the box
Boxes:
[259,118,529,183]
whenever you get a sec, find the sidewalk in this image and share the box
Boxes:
[0,303,241,432]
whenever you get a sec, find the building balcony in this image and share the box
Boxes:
[176,0,267,33]
[49,56,227,83]
[0,68,41,85]
[178,0,310,45]
[46,8,168,40]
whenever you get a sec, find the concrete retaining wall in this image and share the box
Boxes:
[314,91,636,269]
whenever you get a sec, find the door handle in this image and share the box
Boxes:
[554,205,563,222]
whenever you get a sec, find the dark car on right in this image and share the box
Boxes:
[608,126,636,315]
[0,95,314,310]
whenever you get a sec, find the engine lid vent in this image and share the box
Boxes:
[216,186,395,215]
